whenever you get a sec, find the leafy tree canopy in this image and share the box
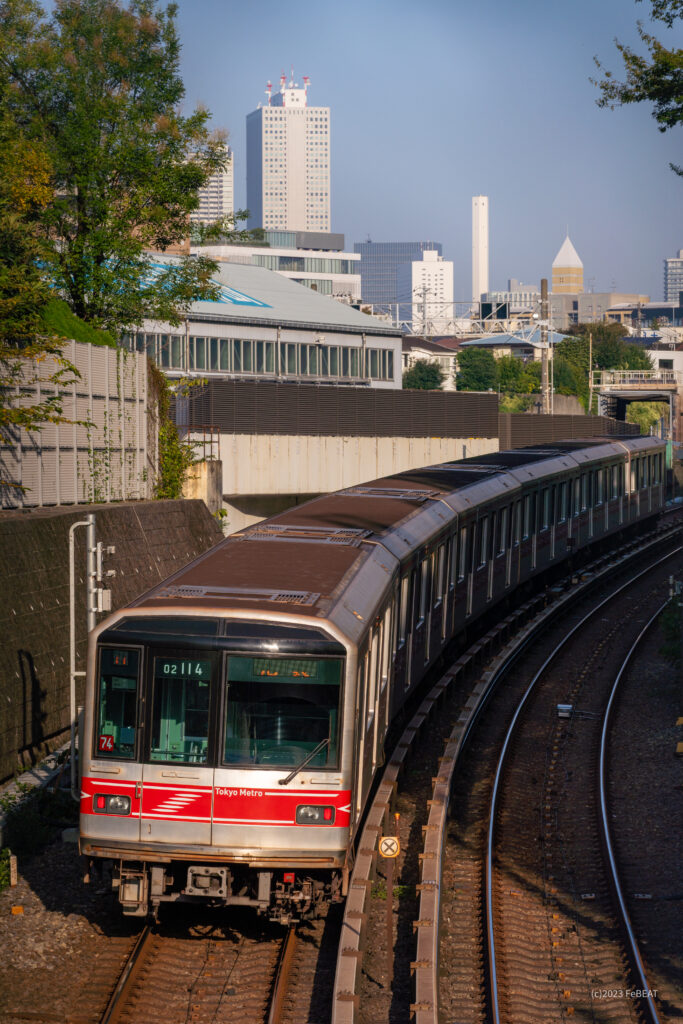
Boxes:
[402,358,445,390]
[0,0,228,331]
[593,0,683,175]
[625,399,670,434]
[456,347,498,391]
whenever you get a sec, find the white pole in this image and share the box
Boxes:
[69,514,94,801]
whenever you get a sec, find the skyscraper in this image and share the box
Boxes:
[664,249,683,302]
[246,73,330,232]
[190,147,234,225]
[472,196,489,302]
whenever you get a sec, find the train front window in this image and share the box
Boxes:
[96,648,140,759]
[150,656,213,764]
[223,656,342,768]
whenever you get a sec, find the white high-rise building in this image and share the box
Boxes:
[472,195,489,302]
[190,148,234,225]
[397,250,454,335]
[246,72,330,232]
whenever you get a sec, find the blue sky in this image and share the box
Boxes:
[174,0,682,300]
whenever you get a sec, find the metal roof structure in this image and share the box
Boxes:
[147,254,401,337]
[460,327,568,350]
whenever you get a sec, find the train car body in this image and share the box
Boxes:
[79,437,665,920]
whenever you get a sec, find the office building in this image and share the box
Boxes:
[472,195,489,302]
[193,230,360,302]
[246,73,329,232]
[353,241,442,310]
[552,235,583,293]
[190,148,234,225]
[397,250,454,335]
[664,249,683,303]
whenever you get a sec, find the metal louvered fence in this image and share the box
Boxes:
[1,341,156,509]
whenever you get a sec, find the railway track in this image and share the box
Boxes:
[332,510,683,1023]
[484,555,677,1024]
[98,915,294,1024]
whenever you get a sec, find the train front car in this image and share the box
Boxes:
[79,533,364,923]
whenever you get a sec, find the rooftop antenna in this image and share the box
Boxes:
[303,75,310,105]
[265,80,272,105]
[290,65,295,87]
[280,70,286,92]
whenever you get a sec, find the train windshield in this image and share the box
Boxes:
[150,655,215,764]
[223,656,342,768]
[96,648,140,758]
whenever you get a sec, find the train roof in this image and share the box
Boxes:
[120,436,662,629]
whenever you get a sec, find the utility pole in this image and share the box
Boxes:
[540,278,551,414]
[588,331,593,415]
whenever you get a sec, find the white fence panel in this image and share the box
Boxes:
[0,341,156,508]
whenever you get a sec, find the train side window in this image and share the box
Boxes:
[365,650,374,732]
[541,488,550,530]
[398,574,410,646]
[512,501,521,546]
[449,535,457,592]
[436,544,446,606]
[479,517,489,567]
[618,463,624,495]
[96,647,141,759]
[581,474,588,510]
[418,558,429,623]
[522,495,531,539]
[498,507,508,555]
[458,526,468,580]
[489,511,497,559]
[596,469,604,504]
[573,478,580,515]
[558,482,567,523]
[611,465,619,498]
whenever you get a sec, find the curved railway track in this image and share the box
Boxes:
[484,553,677,1024]
[332,510,683,1024]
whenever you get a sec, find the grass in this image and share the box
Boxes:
[41,298,118,348]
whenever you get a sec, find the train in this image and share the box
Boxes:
[79,435,665,921]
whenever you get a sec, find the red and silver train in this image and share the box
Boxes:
[79,436,665,920]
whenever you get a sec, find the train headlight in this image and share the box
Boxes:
[295,804,335,825]
[93,793,131,815]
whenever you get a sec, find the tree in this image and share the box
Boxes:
[0,0,227,331]
[626,399,670,433]
[593,0,683,175]
[456,347,498,391]
[402,359,445,390]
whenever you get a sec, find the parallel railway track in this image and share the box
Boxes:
[333,510,683,1023]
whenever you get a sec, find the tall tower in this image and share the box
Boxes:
[552,235,583,293]
[190,146,234,225]
[246,72,330,232]
[472,195,489,303]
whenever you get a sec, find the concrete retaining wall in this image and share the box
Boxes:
[0,500,222,782]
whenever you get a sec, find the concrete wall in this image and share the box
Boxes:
[0,501,222,782]
[210,433,498,533]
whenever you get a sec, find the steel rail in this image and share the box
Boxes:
[485,546,680,1024]
[267,926,298,1024]
[99,924,153,1024]
[599,603,666,1024]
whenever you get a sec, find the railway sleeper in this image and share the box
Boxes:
[112,859,338,923]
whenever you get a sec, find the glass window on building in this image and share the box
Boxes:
[285,343,297,375]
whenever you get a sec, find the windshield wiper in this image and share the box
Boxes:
[278,737,330,786]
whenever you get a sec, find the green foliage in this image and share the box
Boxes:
[562,321,629,343]
[0,0,228,331]
[191,209,266,247]
[402,358,445,390]
[626,400,669,433]
[0,847,10,891]
[41,299,117,347]
[0,786,78,862]
[148,362,197,498]
[499,393,534,413]
[593,0,683,175]
[456,347,498,391]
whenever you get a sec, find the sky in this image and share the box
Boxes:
[174,0,682,301]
